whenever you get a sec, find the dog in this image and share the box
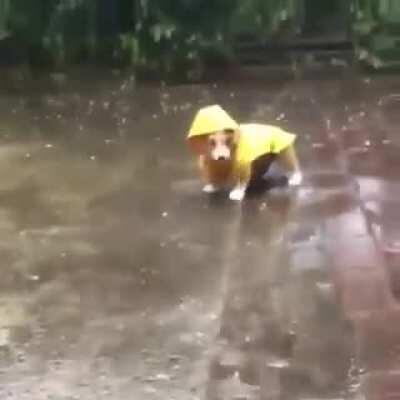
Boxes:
[187,105,302,201]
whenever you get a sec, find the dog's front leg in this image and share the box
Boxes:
[288,171,303,186]
[229,184,247,201]
[203,184,219,193]
[229,165,250,201]
[199,155,221,193]
[278,145,303,186]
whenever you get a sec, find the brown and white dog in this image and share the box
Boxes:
[187,105,302,201]
[197,130,302,201]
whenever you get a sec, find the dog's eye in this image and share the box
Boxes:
[225,137,233,146]
[209,139,216,147]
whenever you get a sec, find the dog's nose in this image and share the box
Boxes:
[217,156,226,161]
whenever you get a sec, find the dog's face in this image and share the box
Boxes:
[207,129,237,161]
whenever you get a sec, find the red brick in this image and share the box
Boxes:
[363,371,400,400]
[334,266,388,319]
[330,237,383,271]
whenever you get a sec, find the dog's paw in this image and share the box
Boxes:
[288,171,303,187]
[203,184,220,194]
[229,187,246,201]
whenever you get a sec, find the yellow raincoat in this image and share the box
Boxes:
[187,105,296,182]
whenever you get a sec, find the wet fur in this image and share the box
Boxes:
[199,156,235,187]
[197,131,300,190]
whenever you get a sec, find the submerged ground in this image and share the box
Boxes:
[0,70,400,399]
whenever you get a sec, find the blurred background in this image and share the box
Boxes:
[1,0,400,83]
[1,2,400,400]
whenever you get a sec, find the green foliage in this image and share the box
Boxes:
[0,0,313,78]
[128,0,239,79]
[0,0,10,38]
[8,0,56,44]
[2,0,242,76]
[230,0,299,39]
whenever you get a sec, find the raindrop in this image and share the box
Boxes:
[326,119,331,130]
[155,373,171,381]
[208,313,218,321]
[266,358,290,368]
[259,202,267,211]
[276,113,285,121]
[0,328,10,347]
[385,240,400,254]
[90,155,96,161]
[365,140,371,147]
[195,331,205,339]
[44,143,53,148]
[162,212,168,218]
[143,386,157,394]
[16,352,26,363]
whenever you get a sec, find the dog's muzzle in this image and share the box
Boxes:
[211,148,231,161]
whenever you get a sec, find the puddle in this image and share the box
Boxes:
[1,74,397,399]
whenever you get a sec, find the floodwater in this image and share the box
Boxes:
[0,70,400,399]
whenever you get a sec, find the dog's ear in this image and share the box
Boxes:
[187,136,208,155]
[232,129,240,146]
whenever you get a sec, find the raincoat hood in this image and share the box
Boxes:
[186,106,297,171]
[187,105,239,139]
